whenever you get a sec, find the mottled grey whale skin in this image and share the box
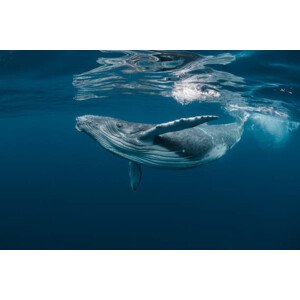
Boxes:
[76,115,244,190]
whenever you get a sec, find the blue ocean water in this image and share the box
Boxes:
[0,50,299,249]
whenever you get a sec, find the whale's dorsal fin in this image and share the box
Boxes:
[140,115,218,140]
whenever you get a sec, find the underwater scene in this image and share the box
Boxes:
[0,50,299,249]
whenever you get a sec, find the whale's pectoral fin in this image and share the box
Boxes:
[129,161,142,191]
[140,115,219,140]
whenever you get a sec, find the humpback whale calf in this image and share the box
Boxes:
[76,115,244,191]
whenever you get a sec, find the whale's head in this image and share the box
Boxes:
[76,115,150,157]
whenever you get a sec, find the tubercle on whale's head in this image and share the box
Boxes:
[76,115,104,132]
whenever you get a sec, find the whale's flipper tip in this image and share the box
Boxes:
[129,161,142,191]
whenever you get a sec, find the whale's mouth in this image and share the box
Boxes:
[75,116,84,132]
[75,120,82,132]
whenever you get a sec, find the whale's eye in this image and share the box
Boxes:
[116,122,123,128]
